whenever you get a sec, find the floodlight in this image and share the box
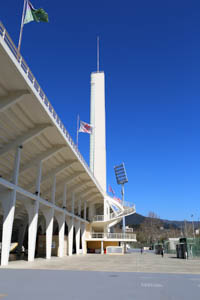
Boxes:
[114,163,128,185]
[114,162,128,233]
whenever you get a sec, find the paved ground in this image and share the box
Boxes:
[0,251,200,299]
[2,251,200,274]
[0,269,200,299]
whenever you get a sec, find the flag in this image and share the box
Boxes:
[108,184,115,196]
[24,1,49,24]
[113,196,122,204]
[79,121,93,134]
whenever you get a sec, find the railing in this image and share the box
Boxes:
[92,215,104,222]
[90,232,136,240]
[92,205,135,222]
[108,195,135,210]
[0,21,103,195]
[117,206,136,217]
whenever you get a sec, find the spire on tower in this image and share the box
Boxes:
[97,36,99,72]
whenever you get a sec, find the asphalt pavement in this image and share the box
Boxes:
[0,269,200,299]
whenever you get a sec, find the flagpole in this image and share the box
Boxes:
[76,114,80,148]
[18,0,27,52]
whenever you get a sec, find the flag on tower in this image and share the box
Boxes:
[24,1,49,24]
[108,184,115,196]
[79,121,93,134]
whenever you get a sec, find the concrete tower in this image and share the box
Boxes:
[90,71,106,193]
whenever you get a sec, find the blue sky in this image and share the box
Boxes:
[1,0,200,221]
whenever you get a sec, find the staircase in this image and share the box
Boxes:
[91,195,136,224]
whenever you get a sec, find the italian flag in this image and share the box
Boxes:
[24,1,49,24]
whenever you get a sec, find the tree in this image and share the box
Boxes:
[140,211,163,245]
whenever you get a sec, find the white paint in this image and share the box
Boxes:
[67,217,74,256]
[75,220,80,255]
[90,72,106,192]
[1,147,21,266]
[41,207,54,259]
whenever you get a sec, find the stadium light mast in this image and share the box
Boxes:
[114,163,128,233]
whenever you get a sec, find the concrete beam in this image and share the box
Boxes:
[20,145,67,174]
[0,90,30,112]
[0,124,52,156]
[42,171,85,197]
[57,181,90,206]
[25,160,76,191]
[0,177,89,224]
[75,187,96,199]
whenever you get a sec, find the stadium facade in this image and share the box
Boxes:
[0,21,136,266]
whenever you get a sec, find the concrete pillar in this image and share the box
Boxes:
[75,220,80,255]
[25,161,42,262]
[71,192,75,214]
[67,217,74,256]
[25,200,39,262]
[84,201,87,220]
[81,223,87,254]
[42,207,54,259]
[78,199,81,217]
[55,212,65,257]
[1,191,17,266]
[101,240,104,255]
[104,199,109,221]
[51,176,56,204]
[89,203,95,221]
[1,146,21,266]
[62,183,67,208]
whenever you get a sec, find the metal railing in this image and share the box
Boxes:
[90,232,136,240]
[0,21,103,195]
[92,205,135,222]
[111,196,134,209]
[92,215,104,222]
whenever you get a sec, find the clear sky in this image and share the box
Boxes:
[1,0,200,221]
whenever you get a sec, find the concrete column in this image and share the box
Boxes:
[67,217,74,256]
[55,212,65,257]
[78,199,81,217]
[62,183,67,208]
[101,240,104,255]
[42,207,54,259]
[26,161,42,262]
[1,191,17,266]
[89,203,95,221]
[84,201,87,220]
[75,220,80,255]
[71,192,75,215]
[1,146,21,266]
[104,199,109,221]
[81,223,87,254]
[17,220,28,254]
[25,200,39,262]
[12,146,22,184]
[51,176,56,204]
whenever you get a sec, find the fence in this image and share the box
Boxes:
[90,232,136,240]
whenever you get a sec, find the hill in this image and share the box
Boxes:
[125,213,198,229]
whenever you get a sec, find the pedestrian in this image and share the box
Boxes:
[141,247,143,254]
[161,248,164,258]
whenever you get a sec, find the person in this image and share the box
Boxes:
[141,247,143,254]
[161,247,164,258]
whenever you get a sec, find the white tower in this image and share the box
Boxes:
[90,71,106,193]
